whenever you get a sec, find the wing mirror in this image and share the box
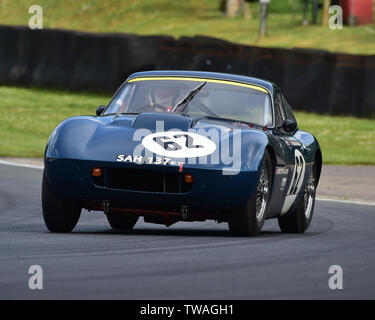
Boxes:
[280,118,297,133]
[96,105,106,116]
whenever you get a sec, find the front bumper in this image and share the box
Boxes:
[45,158,260,215]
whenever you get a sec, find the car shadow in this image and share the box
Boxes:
[69,227,289,238]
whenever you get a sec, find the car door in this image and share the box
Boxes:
[272,89,307,215]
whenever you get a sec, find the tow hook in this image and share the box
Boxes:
[181,205,189,220]
[103,200,110,214]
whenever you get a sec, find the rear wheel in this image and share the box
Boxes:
[229,150,272,236]
[106,213,139,231]
[278,166,316,233]
[42,170,81,233]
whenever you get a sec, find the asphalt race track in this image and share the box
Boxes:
[0,163,374,299]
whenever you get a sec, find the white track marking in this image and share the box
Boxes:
[316,197,375,207]
[0,159,43,170]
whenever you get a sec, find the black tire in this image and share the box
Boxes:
[42,170,81,233]
[106,213,139,231]
[278,166,316,233]
[229,150,272,236]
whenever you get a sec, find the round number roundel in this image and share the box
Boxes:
[142,131,217,158]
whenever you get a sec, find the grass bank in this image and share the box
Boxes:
[0,0,374,54]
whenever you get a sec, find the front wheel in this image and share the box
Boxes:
[228,150,272,236]
[278,166,316,233]
[42,170,81,233]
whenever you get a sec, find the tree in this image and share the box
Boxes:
[242,0,252,20]
[302,0,319,25]
[221,0,251,19]
[322,0,332,26]
[226,0,238,18]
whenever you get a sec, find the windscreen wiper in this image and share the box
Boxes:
[172,81,206,113]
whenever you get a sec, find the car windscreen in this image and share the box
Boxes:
[104,78,273,127]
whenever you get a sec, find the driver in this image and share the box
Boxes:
[149,85,178,112]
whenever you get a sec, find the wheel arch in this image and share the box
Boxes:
[265,144,276,183]
[314,148,322,185]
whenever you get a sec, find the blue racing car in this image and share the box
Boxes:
[42,70,322,236]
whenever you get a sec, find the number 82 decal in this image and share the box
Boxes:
[142,131,216,158]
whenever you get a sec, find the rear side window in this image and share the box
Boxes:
[282,94,296,121]
[274,91,285,127]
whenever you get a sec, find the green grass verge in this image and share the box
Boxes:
[0,0,374,55]
[0,85,374,164]
[296,112,375,164]
[0,86,108,158]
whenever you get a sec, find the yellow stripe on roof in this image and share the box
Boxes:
[128,77,268,93]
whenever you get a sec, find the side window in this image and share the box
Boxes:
[274,91,286,127]
[282,94,296,122]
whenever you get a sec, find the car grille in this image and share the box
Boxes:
[92,167,192,193]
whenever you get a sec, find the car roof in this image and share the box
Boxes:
[127,70,275,95]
